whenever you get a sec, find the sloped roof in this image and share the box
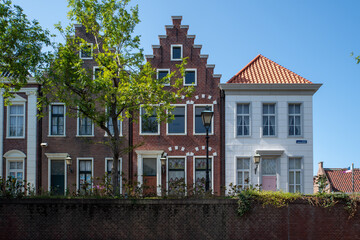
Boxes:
[227,54,312,84]
[324,168,360,193]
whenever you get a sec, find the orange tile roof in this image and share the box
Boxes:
[227,54,313,84]
[325,169,360,193]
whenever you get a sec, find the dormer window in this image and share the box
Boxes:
[171,44,182,61]
[80,43,93,59]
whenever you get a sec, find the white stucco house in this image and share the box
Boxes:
[220,55,321,194]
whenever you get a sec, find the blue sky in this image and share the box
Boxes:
[13,0,360,174]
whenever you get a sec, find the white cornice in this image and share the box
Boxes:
[193,45,202,49]
[206,64,215,69]
[45,153,69,159]
[135,150,164,155]
[256,150,284,156]
[219,83,322,95]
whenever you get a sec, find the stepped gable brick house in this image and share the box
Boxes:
[220,55,321,194]
[314,162,360,193]
[134,16,223,195]
[40,24,130,195]
[0,79,39,190]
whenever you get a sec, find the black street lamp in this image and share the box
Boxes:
[201,106,214,192]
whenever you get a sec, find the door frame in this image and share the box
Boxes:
[135,150,163,196]
[45,153,68,194]
[260,157,279,191]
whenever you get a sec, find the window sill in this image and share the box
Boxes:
[171,59,182,61]
[104,133,123,137]
[47,135,66,138]
[262,135,278,138]
[288,135,304,138]
[167,133,187,136]
[140,133,160,136]
[6,136,25,139]
[193,133,214,136]
[80,57,93,60]
[76,135,95,138]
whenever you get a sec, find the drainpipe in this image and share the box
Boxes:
[220,89,225,195]
[37,85,43,193]
[128,111,133,184]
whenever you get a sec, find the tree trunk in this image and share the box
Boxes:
[110,115,120,196]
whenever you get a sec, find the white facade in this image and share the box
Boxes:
[221,84,321,194]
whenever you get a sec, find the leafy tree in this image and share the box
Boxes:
[0,0,51,102]
[40,0,192,194]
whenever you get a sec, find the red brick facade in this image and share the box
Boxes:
[1,16,223,195]
[134,16,222,194]
[39,25,130,194]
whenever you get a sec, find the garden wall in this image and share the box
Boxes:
[0,199,359,240]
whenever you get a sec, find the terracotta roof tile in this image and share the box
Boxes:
[324,169,360,193]
[227,54,313,84]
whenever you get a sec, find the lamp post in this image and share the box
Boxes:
[201,106,214,192]
[65,155,73,173]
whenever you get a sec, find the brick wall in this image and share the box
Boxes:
[0,199,359,240]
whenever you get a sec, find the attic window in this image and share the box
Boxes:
[80,43,93,59]
[171,45,182,61]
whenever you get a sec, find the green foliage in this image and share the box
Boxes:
[39,0,193,194]
[0,0,52,102]
[315,174,328,193]
[351,52,360,64]
[0,176,35,198]
[234,188,302,216]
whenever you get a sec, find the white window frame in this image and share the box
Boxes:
[104,108,122,137]
[288,102,303,137]
[183,68,197,86]
[262,103,277,137]
[79,42,93,60]
[193,156,214,192]
[193,104,214,135]
[105,157,122,193]
[171,44,183,61]
[76,110,94,137]
[76,157,94,190]
[236,157,251,189]
[139,106,160,135]
[288,157,303,193]
[7,160,25,181]
[157,69,170,86]
[166,156,187,192]
[48,103,66,137]
[93,66,101,80]
[7,103,26,139]
[235,102,251,137]
[166,104,187,135]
